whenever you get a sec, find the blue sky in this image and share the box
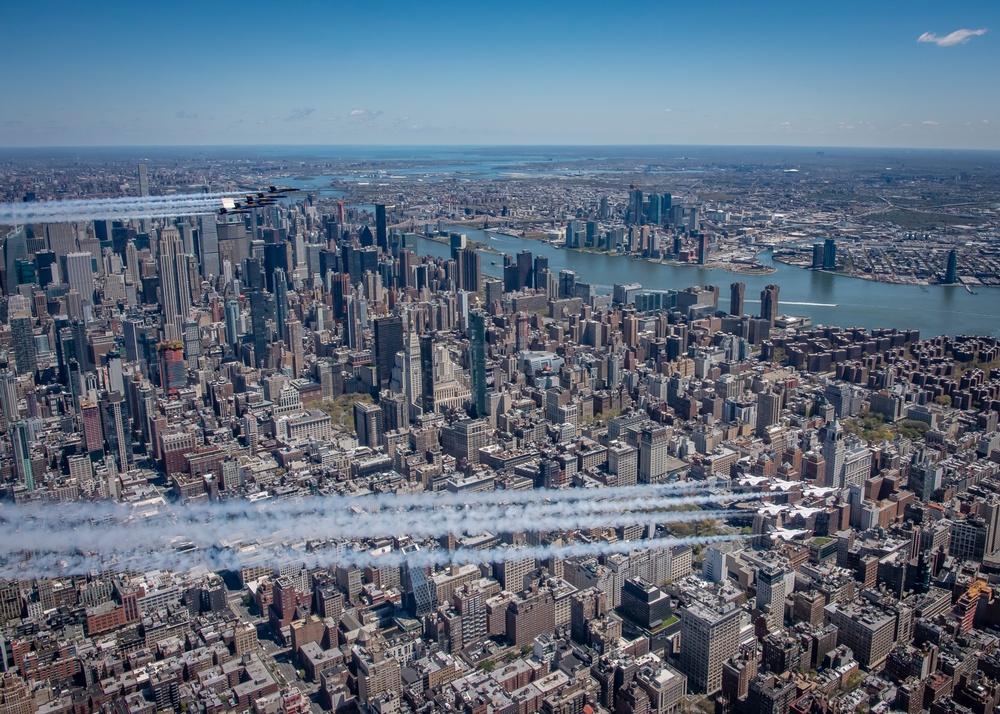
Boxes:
[1,0,997,148]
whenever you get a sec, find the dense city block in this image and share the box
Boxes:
[1,149,1000,714]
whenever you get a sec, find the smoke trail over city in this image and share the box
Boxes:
[0,488,761,549]
[2,533,750,579]
[0,484,762,578]
[0,192,244,224]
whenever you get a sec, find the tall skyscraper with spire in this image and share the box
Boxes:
[158,228,190,342]
[402,314,422,422]
[822,419,845,488]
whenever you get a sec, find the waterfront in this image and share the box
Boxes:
[417,228,1000,339]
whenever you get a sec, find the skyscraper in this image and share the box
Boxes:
[102,391,132,473]
[811,243,824,270]
[225,299,241,350]
[373,316,404,389]
[345,295,361,350]
[822,237,837,270]
[45,223,76,258]
[5,227,29,293]
[137,163,149,197]
[755,564,786,631]
[263,242,290,292]
[375,204,388,252]
[64,252,96,304]
[158,228,189,341]
[469,310,487,419]
[137,163,150,233]
[12,421,35,491]
[286,319,304,377]
[729,282,745,317]
[759,284,779,327]
[10,312,36,374]
[455,247,481,292]
[515,312,530,352]
[945,249,958,284]
[639,425,669,484]
[679,600,742,694]
[159,342,186,395]
[402,319,422,420]
[756,390,781,437]
[533,255,548,287]
[559,270,577,300]
[0,369,18,431]
[449,232,467,257]
[697,232,709,265]
[647,192,662,224]
[273,268,288,343]
[420,333,436,414]
[354,402,383,448]
[822,419,846,488]
[516,250,533,290]
[198,215,220,279]
[249,289,268,368]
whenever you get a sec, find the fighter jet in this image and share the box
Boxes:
[769,527,810,541]
[760,503,789,517]
[218,198,251,215]
[804,485,840,497]
[243,195,276,206]
[790,505,824,518]
[738,475,771,487]
[770,478,800,491]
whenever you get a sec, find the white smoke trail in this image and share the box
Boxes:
[0,533,750,579]
[0,193,246,224]
[0,489,761,552]
[0,500,748,557]
[8,209,221,223]
[1,197,232,217]
[1,191,241,210]
[321,533,750,570]
[0,483,762,577]
[0,481,729,529]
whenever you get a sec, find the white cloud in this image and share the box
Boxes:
[917,28,987,47]
[349,109,384,123]
[285,107,315,121]
[921,120,939,125]
[664,108,673,113]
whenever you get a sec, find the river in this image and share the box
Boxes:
[415,227,1000,339]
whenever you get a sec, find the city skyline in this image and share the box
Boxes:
[2,0,997,149]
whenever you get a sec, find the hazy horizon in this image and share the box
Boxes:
[3,142,1000,154]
